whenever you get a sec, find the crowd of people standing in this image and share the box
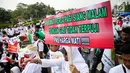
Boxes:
[0,14,130,73]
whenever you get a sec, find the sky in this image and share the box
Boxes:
[0,0,130,10]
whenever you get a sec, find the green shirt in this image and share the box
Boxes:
[28,30,33,43]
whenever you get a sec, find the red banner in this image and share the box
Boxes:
[8,42,18,53]
[44,1,114,48]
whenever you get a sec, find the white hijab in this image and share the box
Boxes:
[61,46,89,73]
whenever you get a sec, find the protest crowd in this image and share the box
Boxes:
[0,2,130,73]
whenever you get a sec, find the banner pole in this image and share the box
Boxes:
[68,46,73,65]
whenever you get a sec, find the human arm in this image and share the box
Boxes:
[27,58,63,67]
[38,42,44,59]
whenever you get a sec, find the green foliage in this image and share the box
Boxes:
[0,8,12,24]
[0,24,13,28]
[12,2,55,20]
[125,2,130,12]
[33,19,40,24]
[24,21,33,26]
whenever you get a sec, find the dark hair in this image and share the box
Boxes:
[34,33,39,38]
[59,47,67,56]
[120,44,130,54]
[35,25,40,29]
[2,31,7,35]
[118,17,122,20]
[122,27,130,35]
[28,26,31,29]
[0,42,3,48]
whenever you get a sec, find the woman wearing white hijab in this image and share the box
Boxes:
[18,44,41,73]
[24,46,89,73]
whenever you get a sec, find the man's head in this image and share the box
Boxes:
[50,45,60,52]
[118,17,122,20]
[120,44,130,69]
[120,27,130,42]
[28,26,31,30]
[35,25,40,31]
[33,33,39,41]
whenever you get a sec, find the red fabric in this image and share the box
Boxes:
[20,55,36,69]
[117,20,123,27]
[23,34,28,41]
[4,57,12,64]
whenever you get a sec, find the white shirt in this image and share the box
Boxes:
[14,27,19,34]
[109,64,130,73]
[41,59,71,73]
[8,29,14,36]
[22,63,41,73]
[22,59,70,73]
[101,49,115,73]
[49,50,64,73]
[20,28,27,35]
[33,40,44,52]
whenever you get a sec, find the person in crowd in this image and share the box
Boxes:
[101,49,116,73]
[31,24,35,33]
[11,53,19,67]
[117,17,123,28]
[48,45,64,73]
[78,47,91,68]
[18,44,41,71]
[14,26,20,36]
[60,46,89,73]
[109,44,130,73]
[90,48,104,73]
[0,41,3,59]
[2,31,9,51]
[1,56,13,73]
[115,27,130,55]
[27,26,33,43]
[32,33,44,59]
[20,26,27,35]
[35,25,45,40]
[22,45,81,73]
[4,28,8,34]
[32,33,48,73]
[8,27,15,38]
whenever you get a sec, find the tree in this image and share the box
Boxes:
[0,7,12,24]
[47,5,55,15]
[11,2,55,22]
[0,2,56,26]
[125,2,130,12]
